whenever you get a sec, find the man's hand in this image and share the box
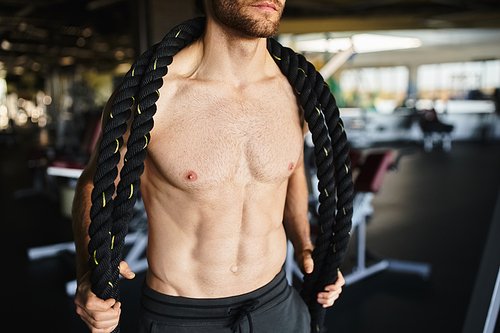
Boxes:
[317,271,344,308]
[74,261,135,333]
[297,248,345,308]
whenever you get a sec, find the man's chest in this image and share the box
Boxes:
[146,84,303,188]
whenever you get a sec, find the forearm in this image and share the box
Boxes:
[72,167,95,282]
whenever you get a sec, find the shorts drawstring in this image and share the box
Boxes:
[229,300,260,333]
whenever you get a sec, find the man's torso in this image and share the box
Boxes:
[139,45,303,298]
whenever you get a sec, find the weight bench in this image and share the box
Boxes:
[344,149,431,285]
[285,146,431,286]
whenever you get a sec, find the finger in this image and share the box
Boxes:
[318,289,342,300]
[80,312,120,331]
[78,299,120,321]
[80,314,120,333]
[324,272,345,291]
[325,283,343,292]
[324,284,337,292]
[76,298,118,328]
[89,297,118,312]
[75,291,115,314]
[94,302,121,321]
[317,292,340,308]
[303,252,314,274]
[119,261,136,280]
[81,308,119,333]
[337,270,345,285]
[317,286,343,305]
[77,304,121,333]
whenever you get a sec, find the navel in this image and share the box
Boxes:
[184,171,198,181]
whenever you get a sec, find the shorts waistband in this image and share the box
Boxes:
[140,268,290,321]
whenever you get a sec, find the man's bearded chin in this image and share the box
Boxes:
[212,1,284,38]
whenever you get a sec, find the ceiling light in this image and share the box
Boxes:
[294,34,421,54]
[352,34,421,53]
[43,95,52,105]
[296,38,351,53]
[1,40,11,51]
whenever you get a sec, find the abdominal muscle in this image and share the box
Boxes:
[141,160,289,298]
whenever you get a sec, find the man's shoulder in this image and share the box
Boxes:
[163,40,201,80]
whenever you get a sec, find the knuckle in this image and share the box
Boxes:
[93,322,104,330]
[93,311,112,323]
[94,320,113,331]
[85,299,98,310]
[92,312,104,322]
[76,306,84,316]
[96,322,111,331]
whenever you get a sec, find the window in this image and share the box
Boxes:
[338,66,409,113]
[417,60,500,100]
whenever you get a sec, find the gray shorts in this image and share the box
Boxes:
[138,268,310,332]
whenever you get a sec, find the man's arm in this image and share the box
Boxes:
[72,89,135,333]
[72,149,98,282]
[283,149,344,308]
[283,149,314,272]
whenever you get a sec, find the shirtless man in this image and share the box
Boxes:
[73,0,345,332]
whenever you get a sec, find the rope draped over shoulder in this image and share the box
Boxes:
[88,18,205,333]
[88,17,353,333]
[267,38,354,332]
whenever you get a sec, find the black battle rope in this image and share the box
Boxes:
[88,18,205,333]
[267,38,354,332]
[88,17,353,333]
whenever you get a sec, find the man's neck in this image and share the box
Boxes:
[188,18,276,88]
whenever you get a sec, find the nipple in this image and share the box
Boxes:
[288,162,295,171]
[184,171,198,181]
[230,265,238,274]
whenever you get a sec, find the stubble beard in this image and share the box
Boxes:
[211,0,284,38]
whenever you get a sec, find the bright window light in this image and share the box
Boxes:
[295,34,421,53]
[352,34,421,53]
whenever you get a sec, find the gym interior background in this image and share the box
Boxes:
[1,0,500,332]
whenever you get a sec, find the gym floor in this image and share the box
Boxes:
[1,128,500,333]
